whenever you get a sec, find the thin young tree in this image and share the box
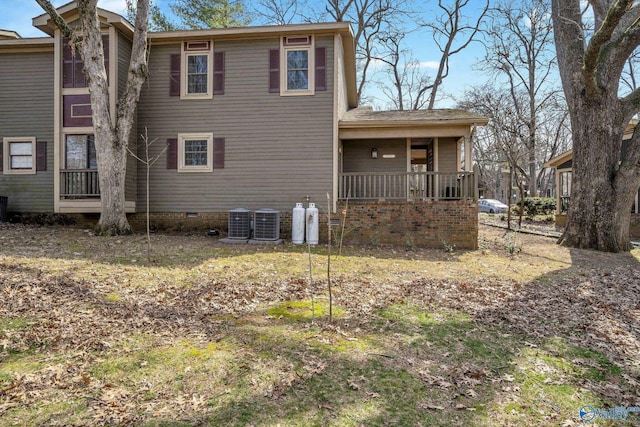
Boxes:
[551,0,640,251]
[127,129,169,263]
[36,0,150,235]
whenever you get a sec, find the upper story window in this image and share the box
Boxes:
[62,35,109,88]
[286,50,310,90]
[270,36,326,96]
[3,137,36,175]
[182,41,213,99]
[281,36,314,96]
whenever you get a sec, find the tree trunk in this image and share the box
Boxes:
[558,100,636,252]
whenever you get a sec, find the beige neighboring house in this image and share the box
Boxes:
[544,121,640,237]
[0,2,487,248]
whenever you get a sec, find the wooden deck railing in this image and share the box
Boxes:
[339,171,477,201]
[60,169,100,198]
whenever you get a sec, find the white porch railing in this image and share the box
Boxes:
[339,171,477,201]
[60,169,100,198]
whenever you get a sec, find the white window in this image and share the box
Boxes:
[3,137,36,175]
[182,41,213,99]
[178,133,213,172]
[281,36,314,96]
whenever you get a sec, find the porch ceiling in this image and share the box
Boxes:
[339,107,489,139]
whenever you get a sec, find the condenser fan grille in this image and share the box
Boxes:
[253,209,280,240]
[228,208,251,239]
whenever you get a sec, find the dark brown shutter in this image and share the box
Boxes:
[269,49,280,93]
[170,54,181,97]
[0,144,3,171]
[315,46,327,91]
[213,138,225,169]
[36,141,47,172]
[213,51,225,95]
[167,138,177,169]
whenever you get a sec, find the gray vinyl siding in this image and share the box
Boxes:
[342,139,406,173]
[438,138,459,172]
[117,31,137,203]
[137,36,335,213]
[0,50,54,213]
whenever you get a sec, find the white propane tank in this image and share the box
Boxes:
[292,203,305,244]
[306,203,319,245]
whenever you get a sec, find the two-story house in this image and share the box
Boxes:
[0,2,487,248]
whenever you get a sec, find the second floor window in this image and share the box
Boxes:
[182,41,213,99]
[286,49,309,90]
[187,54,209,94]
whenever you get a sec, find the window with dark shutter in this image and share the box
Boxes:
[269,49,280,93]
[167,138,178,169]
[213,138,225,169]
[170,54,181,96]
[36,141,47,172]
[213,51,225,95]
[315,46,327,91]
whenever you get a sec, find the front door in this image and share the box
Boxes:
[410,139,434,198]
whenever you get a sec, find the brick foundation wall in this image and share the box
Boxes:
[127,211,304,239]
[126,202,478,249]
[337,200,478,249]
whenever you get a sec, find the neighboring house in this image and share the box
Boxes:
[544,123,640,237]
[0,2,487,248]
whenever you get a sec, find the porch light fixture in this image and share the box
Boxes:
[371,148,378,159]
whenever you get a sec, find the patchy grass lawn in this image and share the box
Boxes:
[0,224,639,426]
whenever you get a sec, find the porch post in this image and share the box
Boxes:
[434,137,439,200]
[555,168,561,213]
[406,138,411,201]
[464,136,472,172]
[53,29,61,213]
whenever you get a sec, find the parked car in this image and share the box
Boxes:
[478,199,509,214]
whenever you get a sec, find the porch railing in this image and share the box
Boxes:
[60,169,100,198]
[339,171,477,201]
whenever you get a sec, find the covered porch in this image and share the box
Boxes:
[337,108,486,201]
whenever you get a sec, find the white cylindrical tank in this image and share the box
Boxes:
[292,203,305,244]
[306,203,319,245]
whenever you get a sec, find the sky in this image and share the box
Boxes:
[0,0,490,109]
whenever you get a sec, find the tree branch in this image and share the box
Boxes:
[35,0,75,39]
[582,0,633,97]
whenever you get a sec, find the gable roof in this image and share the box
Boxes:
[32,1,135,37]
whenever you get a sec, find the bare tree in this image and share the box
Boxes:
[37,0,150,235]
[482,0,557,198]
[459,84,530,226]
[255,0,304,25]
[374,30,432,110]
[324,0,409,103]
[551,0,640,252]
[373,0,486,110]
[423,0,488,109]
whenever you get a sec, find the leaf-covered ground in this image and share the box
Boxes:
[0,223,639,426]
